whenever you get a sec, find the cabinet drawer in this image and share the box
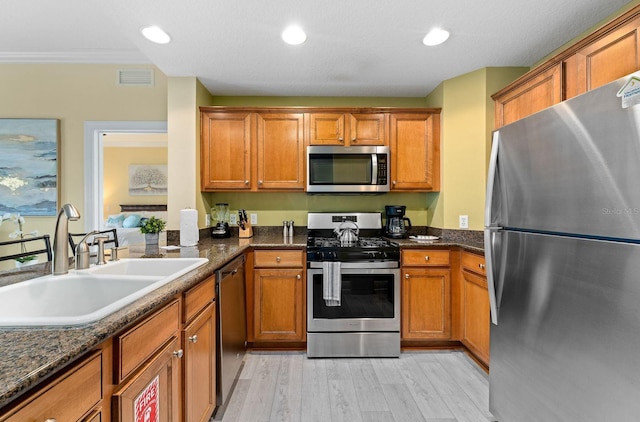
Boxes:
[1,352,102,422]
[115,299,180,383]
[461,252,486,277]
[183,276,215,323]
[254,249,304,268]
[402,249,450,267]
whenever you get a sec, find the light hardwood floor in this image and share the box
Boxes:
[219,351,496,422]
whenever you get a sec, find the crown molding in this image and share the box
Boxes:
[0,50,151,64]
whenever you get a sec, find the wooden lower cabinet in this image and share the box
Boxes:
[0,351,103,422]
[183,302,216,422]
[401,249,451,340]
[251,249,306,342]
[112,337,181,422]
[461,251,490,366]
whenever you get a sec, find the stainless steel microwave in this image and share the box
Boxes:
[306,145,390,193]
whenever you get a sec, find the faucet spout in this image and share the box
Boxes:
[53,203,80,275]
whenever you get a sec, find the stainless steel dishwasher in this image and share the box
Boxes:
[214,255,247,419]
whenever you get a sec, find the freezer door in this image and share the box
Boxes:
[494,72,640,239]
[490,231,640,421]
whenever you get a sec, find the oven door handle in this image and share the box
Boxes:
[307,261,399,269]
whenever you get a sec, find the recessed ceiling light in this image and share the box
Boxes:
[141,26,171,44]
[282,25,307,45]
[423,28,450,46]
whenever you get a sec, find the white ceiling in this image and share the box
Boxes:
[0,0,633,97]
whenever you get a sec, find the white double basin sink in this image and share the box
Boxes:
[0,258,208,327]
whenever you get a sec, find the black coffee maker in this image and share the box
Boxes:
[384,205,412,238]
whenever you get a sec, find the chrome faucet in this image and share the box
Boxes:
[53,203,80,275]
[75,230,98,270]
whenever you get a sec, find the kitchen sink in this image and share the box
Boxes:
[86,258,208,277]
[0,258,208,327]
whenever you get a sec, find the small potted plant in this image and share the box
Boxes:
[139,216,166,246]
[1,213,40,267]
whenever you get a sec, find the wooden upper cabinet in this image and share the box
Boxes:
[564,16,640,99]
[256,113,305,190]
[308,112,387,146]
[389,112,440,191]
[493,6,640,127]
[201,111,252,190]
[493,64,562,128]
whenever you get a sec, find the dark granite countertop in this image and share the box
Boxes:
[0,229,483,408]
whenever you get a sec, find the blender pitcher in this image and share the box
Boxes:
[211,203,231,238]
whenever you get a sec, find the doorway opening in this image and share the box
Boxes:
[83,121,167,232]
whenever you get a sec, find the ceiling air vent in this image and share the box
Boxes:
[117,68,154,87]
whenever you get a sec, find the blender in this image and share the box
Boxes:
[211,203,231,238]
[384,205,412,238]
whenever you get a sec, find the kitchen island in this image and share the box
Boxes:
[0,230,483,412]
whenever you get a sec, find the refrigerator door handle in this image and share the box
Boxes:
[484,131,501,228]
[484,227,501,325]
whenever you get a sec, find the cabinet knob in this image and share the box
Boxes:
[352,137,357,142]
[405,273,409,279]
[339,137,344,143]
[296,274,301,280]
[44,419,57,422]
[173,349,184,359]
[258,180,263,185]
[424,256,430,261]
[276,256,281,263]
[244,180,249,185]
[393,180,397,185]
[188,334,198,343]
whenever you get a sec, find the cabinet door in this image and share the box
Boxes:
[390,113,440,191]
[308,113,346,145]
[402,268,451,339]
[256,113,305,190]
[564,17,640,99]
[254,268,305,340]
[201,111,252,190]
[183,303,216,422]
[112,337,181,422]
[494,64,562,128]
[462,270,490,366]
[349,113,387,145]
[0,352,102,422]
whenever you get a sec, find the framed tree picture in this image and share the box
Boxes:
[0,119,59,216]
[128,164,168,195]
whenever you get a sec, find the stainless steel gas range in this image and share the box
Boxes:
[306,212,400,358]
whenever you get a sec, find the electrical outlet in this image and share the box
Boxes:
[250,213,258,225]
[205,214,211,226]
[229,214,237,225]
[459,215,469,229]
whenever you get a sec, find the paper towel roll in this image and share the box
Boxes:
[180,208,199,247]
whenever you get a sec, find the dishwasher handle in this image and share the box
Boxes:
[217,255,245,281]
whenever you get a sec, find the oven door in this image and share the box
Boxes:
[307,262,400,332]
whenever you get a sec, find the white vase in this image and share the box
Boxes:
[15,258,39,268]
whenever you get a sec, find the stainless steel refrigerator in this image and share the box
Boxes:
[485,71,640,421]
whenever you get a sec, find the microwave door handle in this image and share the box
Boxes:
[371,153,378,185]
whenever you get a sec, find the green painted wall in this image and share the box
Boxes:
[424,67,527,230]
[208,96,428,107]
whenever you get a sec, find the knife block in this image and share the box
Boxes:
[239,222,253,238]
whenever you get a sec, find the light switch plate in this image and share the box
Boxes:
[250,213,258,225]
[229,214,237,225]
[459,215,469,229]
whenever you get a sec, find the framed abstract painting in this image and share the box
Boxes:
[0,119,59,216]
